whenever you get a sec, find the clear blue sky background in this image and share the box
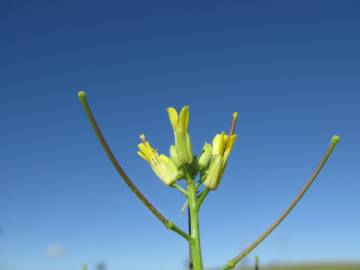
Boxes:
[1,1,359,270]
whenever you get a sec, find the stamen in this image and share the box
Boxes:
[140,134,147,143]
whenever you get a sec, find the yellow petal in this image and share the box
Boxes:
[223,135,237,162]
[167,107,179,131]
[137,151,149,161]
[137,143,148,154]
[137,140,156,161]
[179,106,189,132]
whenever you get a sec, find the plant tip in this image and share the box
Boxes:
[331,135,340,144]
[233,112,238,120]
[78,91,86,98]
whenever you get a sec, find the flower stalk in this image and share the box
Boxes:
[221,135,340,270]
[78,91,190,241]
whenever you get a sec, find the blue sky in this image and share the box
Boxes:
[1,1,360,270]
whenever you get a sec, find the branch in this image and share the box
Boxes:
[78,91,190,242]
[221,135,340,270]
[172,183,189,197]
[196,188,210,210]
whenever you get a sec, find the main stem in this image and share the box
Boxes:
[186,172,204,270]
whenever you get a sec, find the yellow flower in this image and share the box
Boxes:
[167,106,193,165]
[203,112,238,190]
[137,134,180,186]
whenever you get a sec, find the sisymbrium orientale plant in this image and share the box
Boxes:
[78,91,340,270]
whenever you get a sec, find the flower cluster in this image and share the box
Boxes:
[137,106,238,190]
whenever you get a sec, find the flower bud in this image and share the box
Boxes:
[167,106,193,165]
[198,143,212,172]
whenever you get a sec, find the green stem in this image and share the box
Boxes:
[179,180,204,214]
[172,183,188,197]
[78,91,190,241]
[186,171,204,270]
[188,207,193,270]
[195,180,202,190]
[195,173,207,190]
[221,135,340,270]
[196,188,210,210]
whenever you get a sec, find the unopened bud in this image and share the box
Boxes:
[198,143,212,171]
